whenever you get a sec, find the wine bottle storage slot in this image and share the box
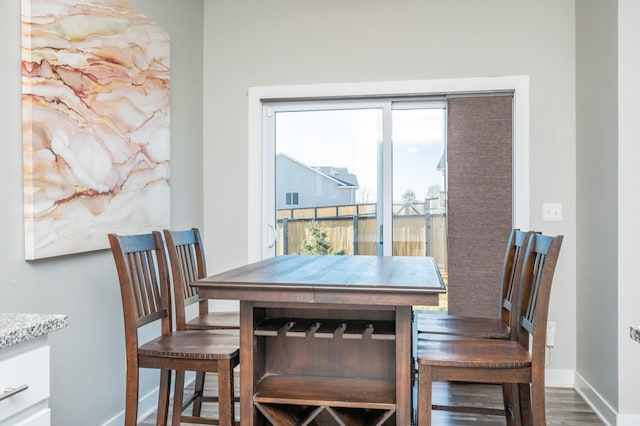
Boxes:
[253,375,396,426]
[254,317,395,340]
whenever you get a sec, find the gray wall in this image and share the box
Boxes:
[2,0,639,423]
[0,0,204,424]
[576,0,619,411]
[617,0,640,422]
[202,0,578,377]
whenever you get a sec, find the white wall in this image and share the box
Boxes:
[203,0,577,378]
[0,1,204,424]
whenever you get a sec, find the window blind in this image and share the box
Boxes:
[446,95,513,317]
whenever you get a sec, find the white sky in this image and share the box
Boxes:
[275,108,445,203]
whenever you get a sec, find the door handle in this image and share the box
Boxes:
[267,224,278,248]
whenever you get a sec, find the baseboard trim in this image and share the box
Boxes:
[617,415,640,426]
[545,367,575,387]
[101,372,194,426]
[101,386,158,426]
[574,372,616,426]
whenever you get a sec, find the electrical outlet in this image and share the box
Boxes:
[546,321,556,347]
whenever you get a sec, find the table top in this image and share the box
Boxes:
[193,255,446,306]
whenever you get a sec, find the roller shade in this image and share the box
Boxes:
[446,95,513,317]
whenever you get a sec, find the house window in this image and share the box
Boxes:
[285,192,299,206]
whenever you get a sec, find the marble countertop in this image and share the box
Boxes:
[0,313,68,350]
[631,325,640,344]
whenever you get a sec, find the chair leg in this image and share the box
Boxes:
[124,365,139,426]
[171,371,185,426]
[192,371,206,416]
[519,383,533,426]
[158,369,171,426]
[502,383,522,426]
[217,359,235,426]
[530,376,546,426]
[416,365,432,426]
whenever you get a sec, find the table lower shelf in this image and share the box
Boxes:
[253,374,396,426]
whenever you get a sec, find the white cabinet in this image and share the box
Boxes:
[0,338,51,426]
[0,313,66,426]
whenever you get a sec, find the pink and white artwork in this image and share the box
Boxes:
[21,0,170,259]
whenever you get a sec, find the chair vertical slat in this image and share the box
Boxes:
[525,252,545,326]
[148,250,163,314]
[506,246,522,305]
[182,244,198,298]
[187,245,198,291]
[144,251,157,316]
[502,243,521,316]
[142,251,157,316]
[138,252,151,316]
[129,252,146,319]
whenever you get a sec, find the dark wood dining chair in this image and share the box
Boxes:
[416,233,563,426]
[163,228,240,418]
[163,228,239,332]
[415,230,534,425]
[108,231,240,426]
[415,228,530,339]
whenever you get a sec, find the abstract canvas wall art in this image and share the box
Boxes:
[21,0,170,259]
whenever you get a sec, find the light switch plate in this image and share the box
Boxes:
[543,203,562,221]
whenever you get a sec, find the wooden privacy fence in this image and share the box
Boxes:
[276,204,448,271]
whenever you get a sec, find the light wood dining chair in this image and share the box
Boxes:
[416,233,563,426]
[163,228,240,418]
[415,229,531,339]
[109,231,239,426]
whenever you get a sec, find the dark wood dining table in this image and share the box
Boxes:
[192,254,446,425]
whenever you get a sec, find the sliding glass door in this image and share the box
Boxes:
[263,98,447,262]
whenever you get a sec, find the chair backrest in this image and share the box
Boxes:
[500,230,535,338]
[163,228,208,331]
[515,233,563,362]
[108,232,172,354]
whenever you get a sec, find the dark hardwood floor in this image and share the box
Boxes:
[429,382,603,425]
[141,373,604,425]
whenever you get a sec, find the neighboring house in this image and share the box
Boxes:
[276,153,359,210]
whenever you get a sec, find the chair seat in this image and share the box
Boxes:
[140,329,239,360]
[186,311,240,330]
[417,336,531,369]
[415,313,510,339]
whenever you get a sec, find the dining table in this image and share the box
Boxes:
[192,254,446,425]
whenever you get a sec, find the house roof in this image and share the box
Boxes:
[277,153,360,189]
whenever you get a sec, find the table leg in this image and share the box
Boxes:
[396,306,412,425]
[239,301,255,426]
